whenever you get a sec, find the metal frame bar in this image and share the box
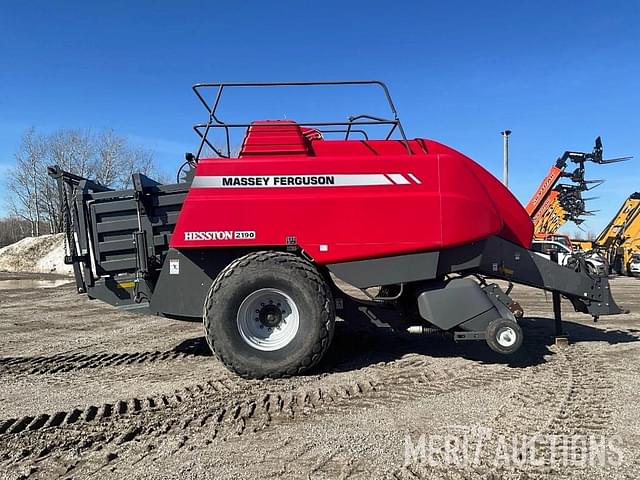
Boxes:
[321,129,369,140]
[190,80,410,159]
[47,166,111,292]
[327,235,624,318]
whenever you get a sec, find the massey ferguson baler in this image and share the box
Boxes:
[48,81,625,379]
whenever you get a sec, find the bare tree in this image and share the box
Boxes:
[48,129,95,177]
[7,128,46,235]
[93,130,158,188]
[93,129,126,187]
[0,217,48,248]
[37,129,96,233]
[3,127,160,238]
[119,146,156,188]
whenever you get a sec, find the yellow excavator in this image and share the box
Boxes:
[594,192,640,274]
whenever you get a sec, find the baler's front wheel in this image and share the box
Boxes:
[485,318,523,355]
[203,251,335,379]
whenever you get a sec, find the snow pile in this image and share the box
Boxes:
[0,234,73,275]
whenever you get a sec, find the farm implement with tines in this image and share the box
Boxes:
[526,137,631,239]
[49,81,626,378]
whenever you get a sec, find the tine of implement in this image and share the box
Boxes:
[598,155,633,164]
[584,181,605,190]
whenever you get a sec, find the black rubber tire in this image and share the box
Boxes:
[485,318,523,355]
[376,284,402,299]
[203,251,335,379]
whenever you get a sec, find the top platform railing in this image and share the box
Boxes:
[191,80,410,159]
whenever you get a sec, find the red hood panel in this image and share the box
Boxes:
[426,140,533,249]
[171,137,533,262]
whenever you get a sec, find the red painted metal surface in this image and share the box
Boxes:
[171,122,533,263]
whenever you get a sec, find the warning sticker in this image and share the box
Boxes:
[169,259,180,275]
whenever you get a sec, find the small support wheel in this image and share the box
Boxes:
[485,318,523,354]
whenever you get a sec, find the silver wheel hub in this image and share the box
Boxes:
[496,326,517,347]
[237,288,300,351]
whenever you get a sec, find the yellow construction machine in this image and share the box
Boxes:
[595,193,640,274]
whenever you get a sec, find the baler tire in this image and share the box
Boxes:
[376,285,402,299]
[485,318,523,355]
[203,251,335,379]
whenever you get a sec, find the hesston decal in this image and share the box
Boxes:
[184,231,232,241]
[184,231,256,241]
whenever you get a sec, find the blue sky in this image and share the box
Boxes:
[0,1,638,235]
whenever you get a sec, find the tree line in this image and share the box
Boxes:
[2,127,161,244]
[0,217,50,248]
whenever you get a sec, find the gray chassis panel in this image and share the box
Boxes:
[86,248,253,318]
[89,235,623,321]
[149,248,253,318]
[328,278,511,334]
[416,278,497,331]
[328,236,624,317]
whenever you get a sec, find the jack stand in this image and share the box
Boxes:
[550,251,569,348]
[552,290,568,347]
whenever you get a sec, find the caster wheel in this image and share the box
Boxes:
[485,318,523,354]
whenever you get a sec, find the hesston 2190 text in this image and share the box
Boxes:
[183,231,256,241]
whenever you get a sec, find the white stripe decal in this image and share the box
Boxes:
[388,173,410,185]
[191,174,394,188]
[408,173,422,184]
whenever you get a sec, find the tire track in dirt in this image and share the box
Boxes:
[0,348,208,376]
[485,345,614,474]
[0,376,243,436]
[292,363,523,479]
[94,362,521,478]
[0,357,521,477]
[0,356,473,436]
[387,345,615,479]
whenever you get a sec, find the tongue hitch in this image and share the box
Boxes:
[474,236,626,317]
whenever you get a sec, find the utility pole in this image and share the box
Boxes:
[501,130,511,188]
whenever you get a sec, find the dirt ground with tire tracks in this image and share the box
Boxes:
[1,271,640,479]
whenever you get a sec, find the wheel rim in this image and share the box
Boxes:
[236,288,300,351]
[496,326,517,348]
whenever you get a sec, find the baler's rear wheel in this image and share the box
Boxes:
[203,251,335,379]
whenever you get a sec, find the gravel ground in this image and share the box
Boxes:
[1,272,640,479]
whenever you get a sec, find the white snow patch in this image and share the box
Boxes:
[0,234,73,275]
